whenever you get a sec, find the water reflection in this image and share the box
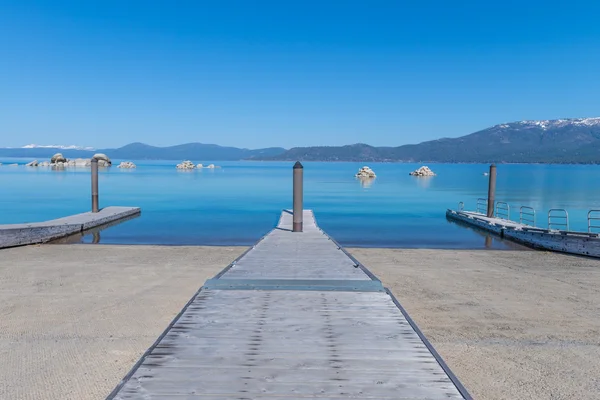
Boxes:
[445,216,527,250]
[49,213,139,244]
[356,177,375,188]
[413,176,434,189]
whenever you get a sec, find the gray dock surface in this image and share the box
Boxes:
[447,208,600,257]
[109,210,470,399]
[0,206,140,249]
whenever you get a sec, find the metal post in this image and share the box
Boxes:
[91,158,99,213]
[292,161,303,232]
[486,164,496,218]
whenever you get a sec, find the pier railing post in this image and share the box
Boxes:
[486,164,496,218]
[91,158,99,213]
[293,161,303,232]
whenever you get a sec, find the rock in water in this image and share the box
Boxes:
[67,158,91,167]
[51,153,67,163]
[355,166,376,178]
[117,161,136,169]
[196,163,204,168]
[38,161,50,167]
[26,160,38,167]
[92,153,112,166]
[409,166,436,176]
[176,160,195,170]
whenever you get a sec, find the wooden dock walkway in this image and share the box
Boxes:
[109,211,471,399]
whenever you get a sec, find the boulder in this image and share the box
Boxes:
[355,166,376,178]
[92,153,111,166]
[51,153,67,163]
[38,161,51,167]
[196,163,204,168]
[26,160,38,167]
[67,158,91,167]
[409,166,436,177]
[207,164,215,169]
[54,161,65,168]
[176,160,195,170]
[117,161,137,169]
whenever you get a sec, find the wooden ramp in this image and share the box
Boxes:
[109,211,471,399]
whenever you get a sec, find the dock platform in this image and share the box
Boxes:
[0,206,140,249]
[108,210,471,399]
[447,208,600,257]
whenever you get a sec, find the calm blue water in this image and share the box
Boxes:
[2,158,600,248]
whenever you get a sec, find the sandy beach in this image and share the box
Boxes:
[1,245,599,399]
[352,248,600,400]
[0,245,245,400]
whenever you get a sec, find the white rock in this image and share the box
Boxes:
[51,153,67,163]
[117,161,136,169]
[196,163,204,168]
[38,161,51,167]
[26,160,38,167]
[92,153,111,166]
[409,166,436,177]
[54,161,65,167]
[67,158,91,167]
[8,163,18,166]
[176,160,195,170]
[355,166,376,178]
[207,164,215,169]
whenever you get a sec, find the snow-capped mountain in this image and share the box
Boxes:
[21,144,95,151]
[497,117,600,130]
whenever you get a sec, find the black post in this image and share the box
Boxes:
[487,164,496,217]
[293,161,303,232]
[91,158,99,213]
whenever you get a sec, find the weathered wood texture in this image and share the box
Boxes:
[110,210,468,400]
[446,208,600,258]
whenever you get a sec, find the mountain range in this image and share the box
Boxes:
[2,117,600,163]
[264,118,600,163]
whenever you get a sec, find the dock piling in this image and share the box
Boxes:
[292,161,303,232]
[91,158,99,213]
[486,164,496,217]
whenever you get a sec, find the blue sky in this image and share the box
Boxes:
[1,1,600,149]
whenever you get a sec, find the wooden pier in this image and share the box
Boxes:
[108,210,471,399]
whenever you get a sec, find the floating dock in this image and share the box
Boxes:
[0,206,140,249]
[447,208,600,258]
[108,210,471,399]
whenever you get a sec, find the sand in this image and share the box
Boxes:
[1,245,599,399]
[0,244,245,400]
[350,248,600,400]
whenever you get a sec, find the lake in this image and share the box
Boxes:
[2,159,600,248]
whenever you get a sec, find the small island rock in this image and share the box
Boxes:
[38,161,50,167]
[66,158,91,167]
[117,161,136,169]
[355,166,376,178]
[410,166,436,176]
[196,163,203,168]
[26,160,39,167]
[92,153,112,167]
[51,153,67,163]
[176,160,195,170]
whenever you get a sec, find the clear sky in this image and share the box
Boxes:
[1,0,600,149]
